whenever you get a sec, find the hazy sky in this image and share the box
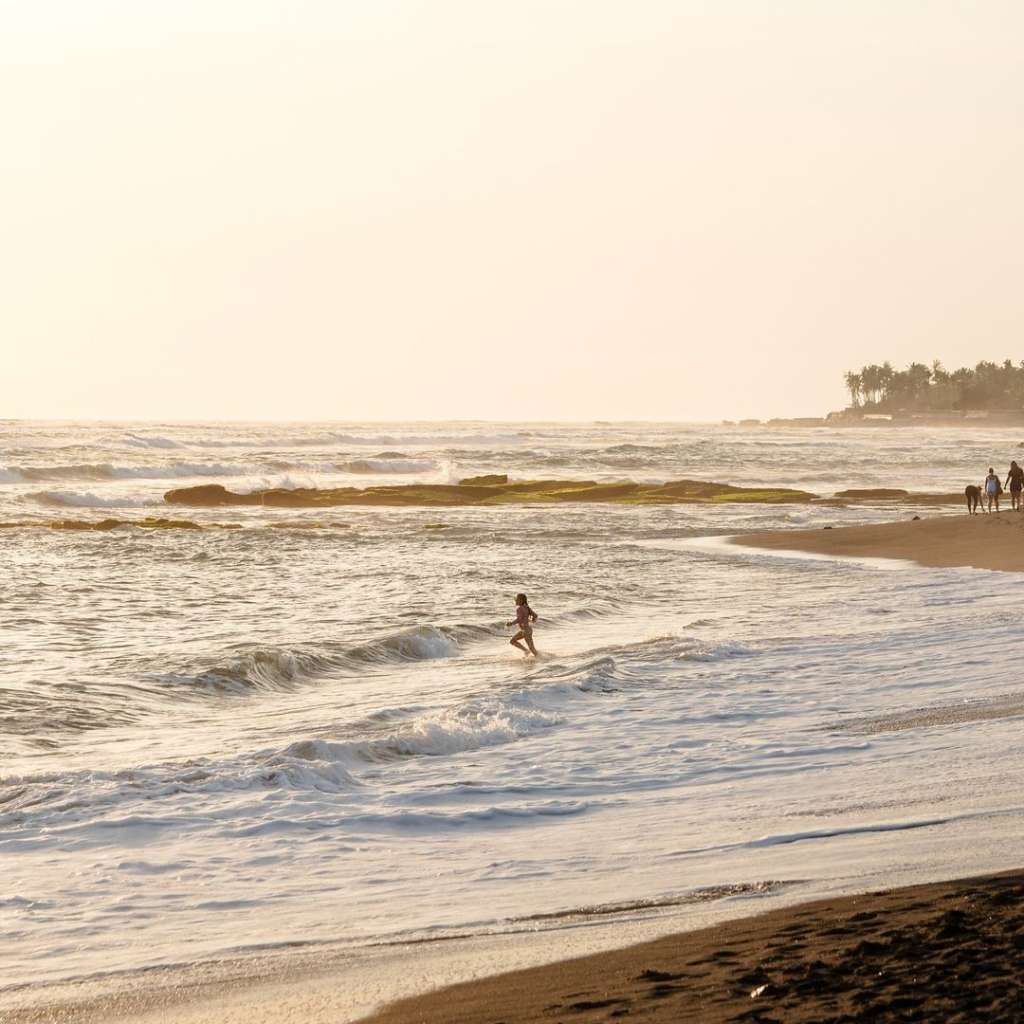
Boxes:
[5,0,1024,421]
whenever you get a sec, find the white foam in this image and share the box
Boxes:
[233,473,321,493]
[1,461,252,483]
[26,489,159,508]
[337,458,437,474]
[122,433,181,449]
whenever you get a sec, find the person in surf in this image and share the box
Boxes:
[985,467,1003,513]
[1006,461,1024,511]
[965,483,982,515]
[507,592,539,656]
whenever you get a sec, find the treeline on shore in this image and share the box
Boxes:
[844,359,1024,412]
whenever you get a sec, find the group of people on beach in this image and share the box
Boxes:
[967,461,1024,513]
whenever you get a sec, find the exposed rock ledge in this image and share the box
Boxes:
[164,480,816,508]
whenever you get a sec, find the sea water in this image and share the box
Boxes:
[4,421,1024,992]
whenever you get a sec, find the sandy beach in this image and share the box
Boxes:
[734,510,1024,571]
[365,871,1024,1024]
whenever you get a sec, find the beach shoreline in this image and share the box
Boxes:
[733,510,1024,572]
[8,870,1023,1023]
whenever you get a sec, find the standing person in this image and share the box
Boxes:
[985,467,1002,513]
[507,592,538,656]
[1006,461,1024,511]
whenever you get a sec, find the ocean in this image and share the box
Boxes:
[5,420,1024,994]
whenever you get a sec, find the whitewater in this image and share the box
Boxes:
[5,420,1024,1005]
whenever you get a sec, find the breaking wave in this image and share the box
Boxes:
[0,456,439,486]
[1,669,602,823]
[336,458,437,474]
[0,462,249,484]
[158,624,496,696]
[26,490,160,509]
[284,698,562,767]
[125,431,526,450]
[122,433,181,449]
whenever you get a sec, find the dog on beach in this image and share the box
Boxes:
[965,484,982,514]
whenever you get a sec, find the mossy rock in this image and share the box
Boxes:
[459,474,508,486]
[165,478,818,509]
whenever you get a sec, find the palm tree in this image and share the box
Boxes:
[844,371,863,407]
[860,365,882,405]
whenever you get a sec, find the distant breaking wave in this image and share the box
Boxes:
[0,462,251,484]
[27,490,161,509]
[122,433,181,449]
[2,458,438,489]
[114,431,525,450]
[335,458,437,474]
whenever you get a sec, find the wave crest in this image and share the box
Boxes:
[336,458,437,474]
[166,625,492,695]
[1,461,249,484]
[26,490,160,509]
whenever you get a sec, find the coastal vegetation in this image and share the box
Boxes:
[843,359,1024,413]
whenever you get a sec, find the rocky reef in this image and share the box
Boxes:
[164,479,818,509]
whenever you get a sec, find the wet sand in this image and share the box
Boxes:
[841,690,1024,734]
[735,510,1024,571]
[367,871,1024,1024]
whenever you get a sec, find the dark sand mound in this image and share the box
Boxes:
[163,480,816,509]
[835,488,910,498]
[367,871,1024,1024]
[831,488,964,504]
[841,690,1024,734]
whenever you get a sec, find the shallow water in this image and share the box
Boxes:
[4,421,1024,991]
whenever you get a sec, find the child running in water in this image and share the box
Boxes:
[507,593,539,656]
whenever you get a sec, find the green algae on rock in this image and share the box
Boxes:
[458,474,509,485]
[163,479,817,508]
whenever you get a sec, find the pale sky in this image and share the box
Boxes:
[5,0,1024,421]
